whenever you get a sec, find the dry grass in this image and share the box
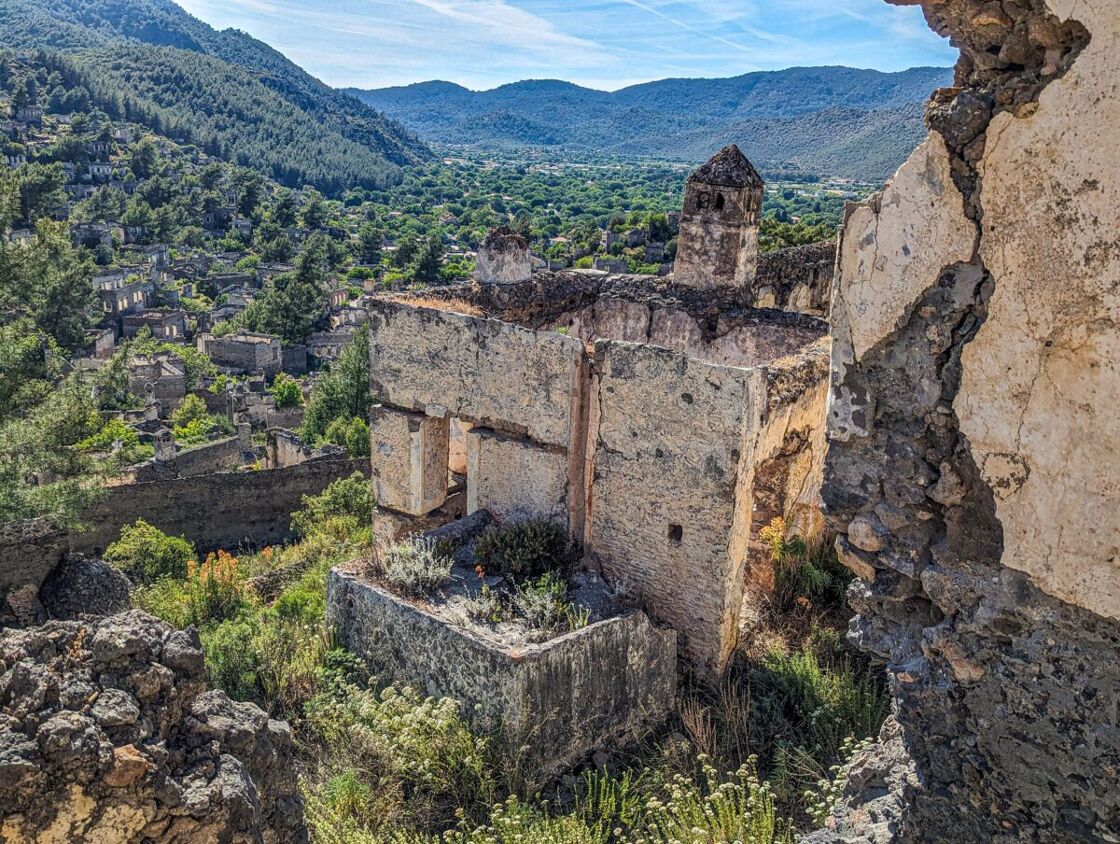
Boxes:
[399,295,484,316]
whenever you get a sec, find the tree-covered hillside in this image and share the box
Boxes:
[0,0,428,193]
[351,66,952,181]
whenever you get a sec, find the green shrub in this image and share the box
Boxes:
[305,683,494,832]
[639,759,793,844]
[324,415,371,458]
[290,472,373,538]
[382,536,452,598]
[760,517,851,610]
[473,517,572,578]
[105,518,195,583]
[203,618,262,702]
[170,393,209,429]
[186,551,250,626]
[132,577,191,628]
[511,571,569,634]
[270,372,303,408]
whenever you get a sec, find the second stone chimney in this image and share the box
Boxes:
[474,226,532,285]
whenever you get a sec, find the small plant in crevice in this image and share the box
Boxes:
[462,583,506,625]
[382,535,453,598]
[760,517,851,612]
[510,570,569,634]
[803,735,872,828]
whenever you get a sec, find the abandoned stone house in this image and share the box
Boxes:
[359,145,834,674]
[95,271,154,319]
[197,330,283,378]
[121,308,188,341]
[127,352,186,409]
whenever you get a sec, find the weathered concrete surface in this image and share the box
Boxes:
[553,298,821,370]
[327,568,676,783]
[466,428,569,527]
[369,301,586,448]
[833,135,977,366]
[370,405,449,516]
[0,611,306,843]
[821,1,1119,840]
[750,241,836,317]
[958,1,1120,620]
[589,341,760,672]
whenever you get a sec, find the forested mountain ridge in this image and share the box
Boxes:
[350,66,952,181]
[0,0,429,193]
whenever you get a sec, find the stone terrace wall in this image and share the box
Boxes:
[327,568,676,784]
[821,1,1117,840]
[79,458,370,555]
[0,460,369,588]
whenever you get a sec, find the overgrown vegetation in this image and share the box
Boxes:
[379,535,453,599]
[473,517,573,579]
[123,468,884,844]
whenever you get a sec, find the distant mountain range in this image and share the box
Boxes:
[348,67,953,182]
[0,0,428,193]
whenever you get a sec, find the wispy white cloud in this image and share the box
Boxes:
[173,0,956,90]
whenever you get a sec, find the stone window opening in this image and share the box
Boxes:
[714,193,725,211]
[667,523,683,544]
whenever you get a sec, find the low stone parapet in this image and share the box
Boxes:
[326,566,676,784]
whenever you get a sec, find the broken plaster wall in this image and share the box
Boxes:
[821,1,1118,840]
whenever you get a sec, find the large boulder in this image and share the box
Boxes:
[0,610,307,843]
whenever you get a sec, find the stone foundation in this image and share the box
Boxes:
[327,567,676,783]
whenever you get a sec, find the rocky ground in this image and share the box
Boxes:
[0,610,307,843]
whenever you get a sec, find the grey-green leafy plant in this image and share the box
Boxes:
[383,535,452,598]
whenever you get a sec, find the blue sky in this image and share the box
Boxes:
[174,0,957,91]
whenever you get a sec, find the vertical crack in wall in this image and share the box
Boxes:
[822,1,1099,840]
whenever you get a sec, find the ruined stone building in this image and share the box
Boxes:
[197,330,282,378]
[673,145,764,291]
[362,147,835,674]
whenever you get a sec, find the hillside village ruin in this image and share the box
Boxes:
[1,0,1118,841]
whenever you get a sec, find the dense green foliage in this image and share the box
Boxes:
[289,472,373,540]
[0,0,428,193]
[128,481,882,842]
[351,67,951,182]
[104,518,195,583]
[301,326,371,450]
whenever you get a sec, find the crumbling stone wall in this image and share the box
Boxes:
[0,611,306,842]
[749,241,836,317]
[822,1,1117,840]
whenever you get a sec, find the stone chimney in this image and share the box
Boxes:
[673,144,764,291]
[153,428,175,461]
[474,226,532,285]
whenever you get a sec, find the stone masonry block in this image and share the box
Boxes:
[466,428,569,527]
[368,301,585,448]
[370,405,449,516]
